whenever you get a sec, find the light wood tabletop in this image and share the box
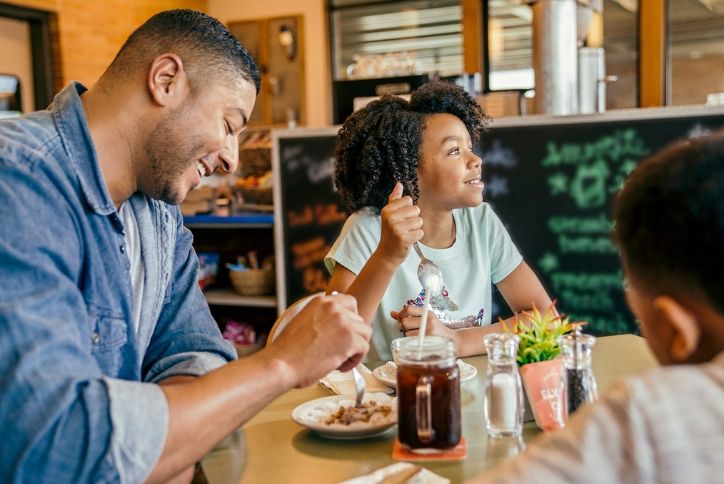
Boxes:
[202,334,657,484]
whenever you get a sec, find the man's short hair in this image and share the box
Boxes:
[613,132,724,313]
[105,9,260,93]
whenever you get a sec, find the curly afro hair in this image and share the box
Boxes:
[613,132,724,314]
[409,80,489,144]
[334,81,489,214]
[334,96,423,214]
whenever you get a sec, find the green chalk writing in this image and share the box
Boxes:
[548,214,613,235]
[550,272,623,293]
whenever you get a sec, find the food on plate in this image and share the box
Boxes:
[302,393,396,427]
[323,399,393,426]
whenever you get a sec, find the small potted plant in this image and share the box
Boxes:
[503,303,573,431]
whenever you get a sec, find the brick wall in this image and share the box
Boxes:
[671,55,724,106]
[3,0,207,92]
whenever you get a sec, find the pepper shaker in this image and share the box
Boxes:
[558,325,598,417]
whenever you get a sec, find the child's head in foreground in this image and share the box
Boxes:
[334,81,488,214]
[613,132,724,365]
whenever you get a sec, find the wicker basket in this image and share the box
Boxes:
[229,268,275,296]
[233,186,273,205]
[238,147,271,177]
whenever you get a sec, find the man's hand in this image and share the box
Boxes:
[376,182,423,265]
[268,294,371,388]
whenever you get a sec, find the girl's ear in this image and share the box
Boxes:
[652,296,700,362]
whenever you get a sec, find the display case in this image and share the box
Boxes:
[183,128,278,353]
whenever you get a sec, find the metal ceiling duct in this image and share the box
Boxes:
[525,0,602,115]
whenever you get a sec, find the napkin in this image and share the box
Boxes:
[320,364,393,395]
[339,463,449,484]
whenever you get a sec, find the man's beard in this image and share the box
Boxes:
[141,109,203,204]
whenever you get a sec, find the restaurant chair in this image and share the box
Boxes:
[266,292,325,345]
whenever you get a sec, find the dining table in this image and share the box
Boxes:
[201,334,658,483]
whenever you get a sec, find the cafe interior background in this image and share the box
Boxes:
[1,0,723,354]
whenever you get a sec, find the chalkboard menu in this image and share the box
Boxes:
[273,128,346,309]
[273,107,724,332]
[481,107,724,334]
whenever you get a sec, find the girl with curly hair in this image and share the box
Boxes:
[325,81,552,360]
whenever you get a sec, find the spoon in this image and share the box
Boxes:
[413,242,443,297]
[412,243,444,354]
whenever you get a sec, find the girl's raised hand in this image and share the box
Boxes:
[376,182,424,264]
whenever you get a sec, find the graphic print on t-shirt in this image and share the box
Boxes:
[406,287,484,330]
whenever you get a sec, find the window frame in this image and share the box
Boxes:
[0,2,58,110]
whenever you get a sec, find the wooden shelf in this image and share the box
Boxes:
[184,213,274,228]
[203,288,277,308]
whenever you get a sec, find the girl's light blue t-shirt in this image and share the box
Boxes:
[325,203,523,361]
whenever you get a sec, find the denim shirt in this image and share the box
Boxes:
[0,83,236,483]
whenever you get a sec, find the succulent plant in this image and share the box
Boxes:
[503,303,574,366]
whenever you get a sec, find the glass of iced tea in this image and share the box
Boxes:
[390,335,417,365]
[396,335,461,452]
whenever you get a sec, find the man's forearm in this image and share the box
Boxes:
[147,349,296,483]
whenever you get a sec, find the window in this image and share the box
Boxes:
[329,0,463,80]
[0,74,22,118]
[484,0,638,109]
[669,0,724,105]
[486,0,533,91]
[603,0,638,109]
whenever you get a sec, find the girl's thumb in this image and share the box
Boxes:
[388,182,403,203]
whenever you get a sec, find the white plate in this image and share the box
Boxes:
[291,393,397,440]
[372,360,478,388]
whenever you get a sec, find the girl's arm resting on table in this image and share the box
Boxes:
[395,261,553,357]
[394,307,505,357]
[496,261,554,315]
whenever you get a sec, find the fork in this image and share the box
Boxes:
[330,290,365,407]
[351,366,366,408]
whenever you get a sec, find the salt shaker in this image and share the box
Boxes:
[558,326,598,416]
[483,333,524,438]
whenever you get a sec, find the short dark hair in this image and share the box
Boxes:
[105,9,260,93]
[333,81,488,214]
[613,132,724,313]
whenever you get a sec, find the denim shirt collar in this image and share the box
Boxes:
[52,82,117,216]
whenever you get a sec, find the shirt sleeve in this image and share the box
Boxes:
[103,378,169,482]
[141,206,236,383]
[483,204,523,284]
[477,380,648,483]
[324,211,381,276]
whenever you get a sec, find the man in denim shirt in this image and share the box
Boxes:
[0,10,370,483]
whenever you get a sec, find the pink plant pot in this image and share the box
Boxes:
[519,358,566,431]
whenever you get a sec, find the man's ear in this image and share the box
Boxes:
[147,53,189,108]
[652,295,700,362]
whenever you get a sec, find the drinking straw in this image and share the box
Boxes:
[417,283,432,358]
